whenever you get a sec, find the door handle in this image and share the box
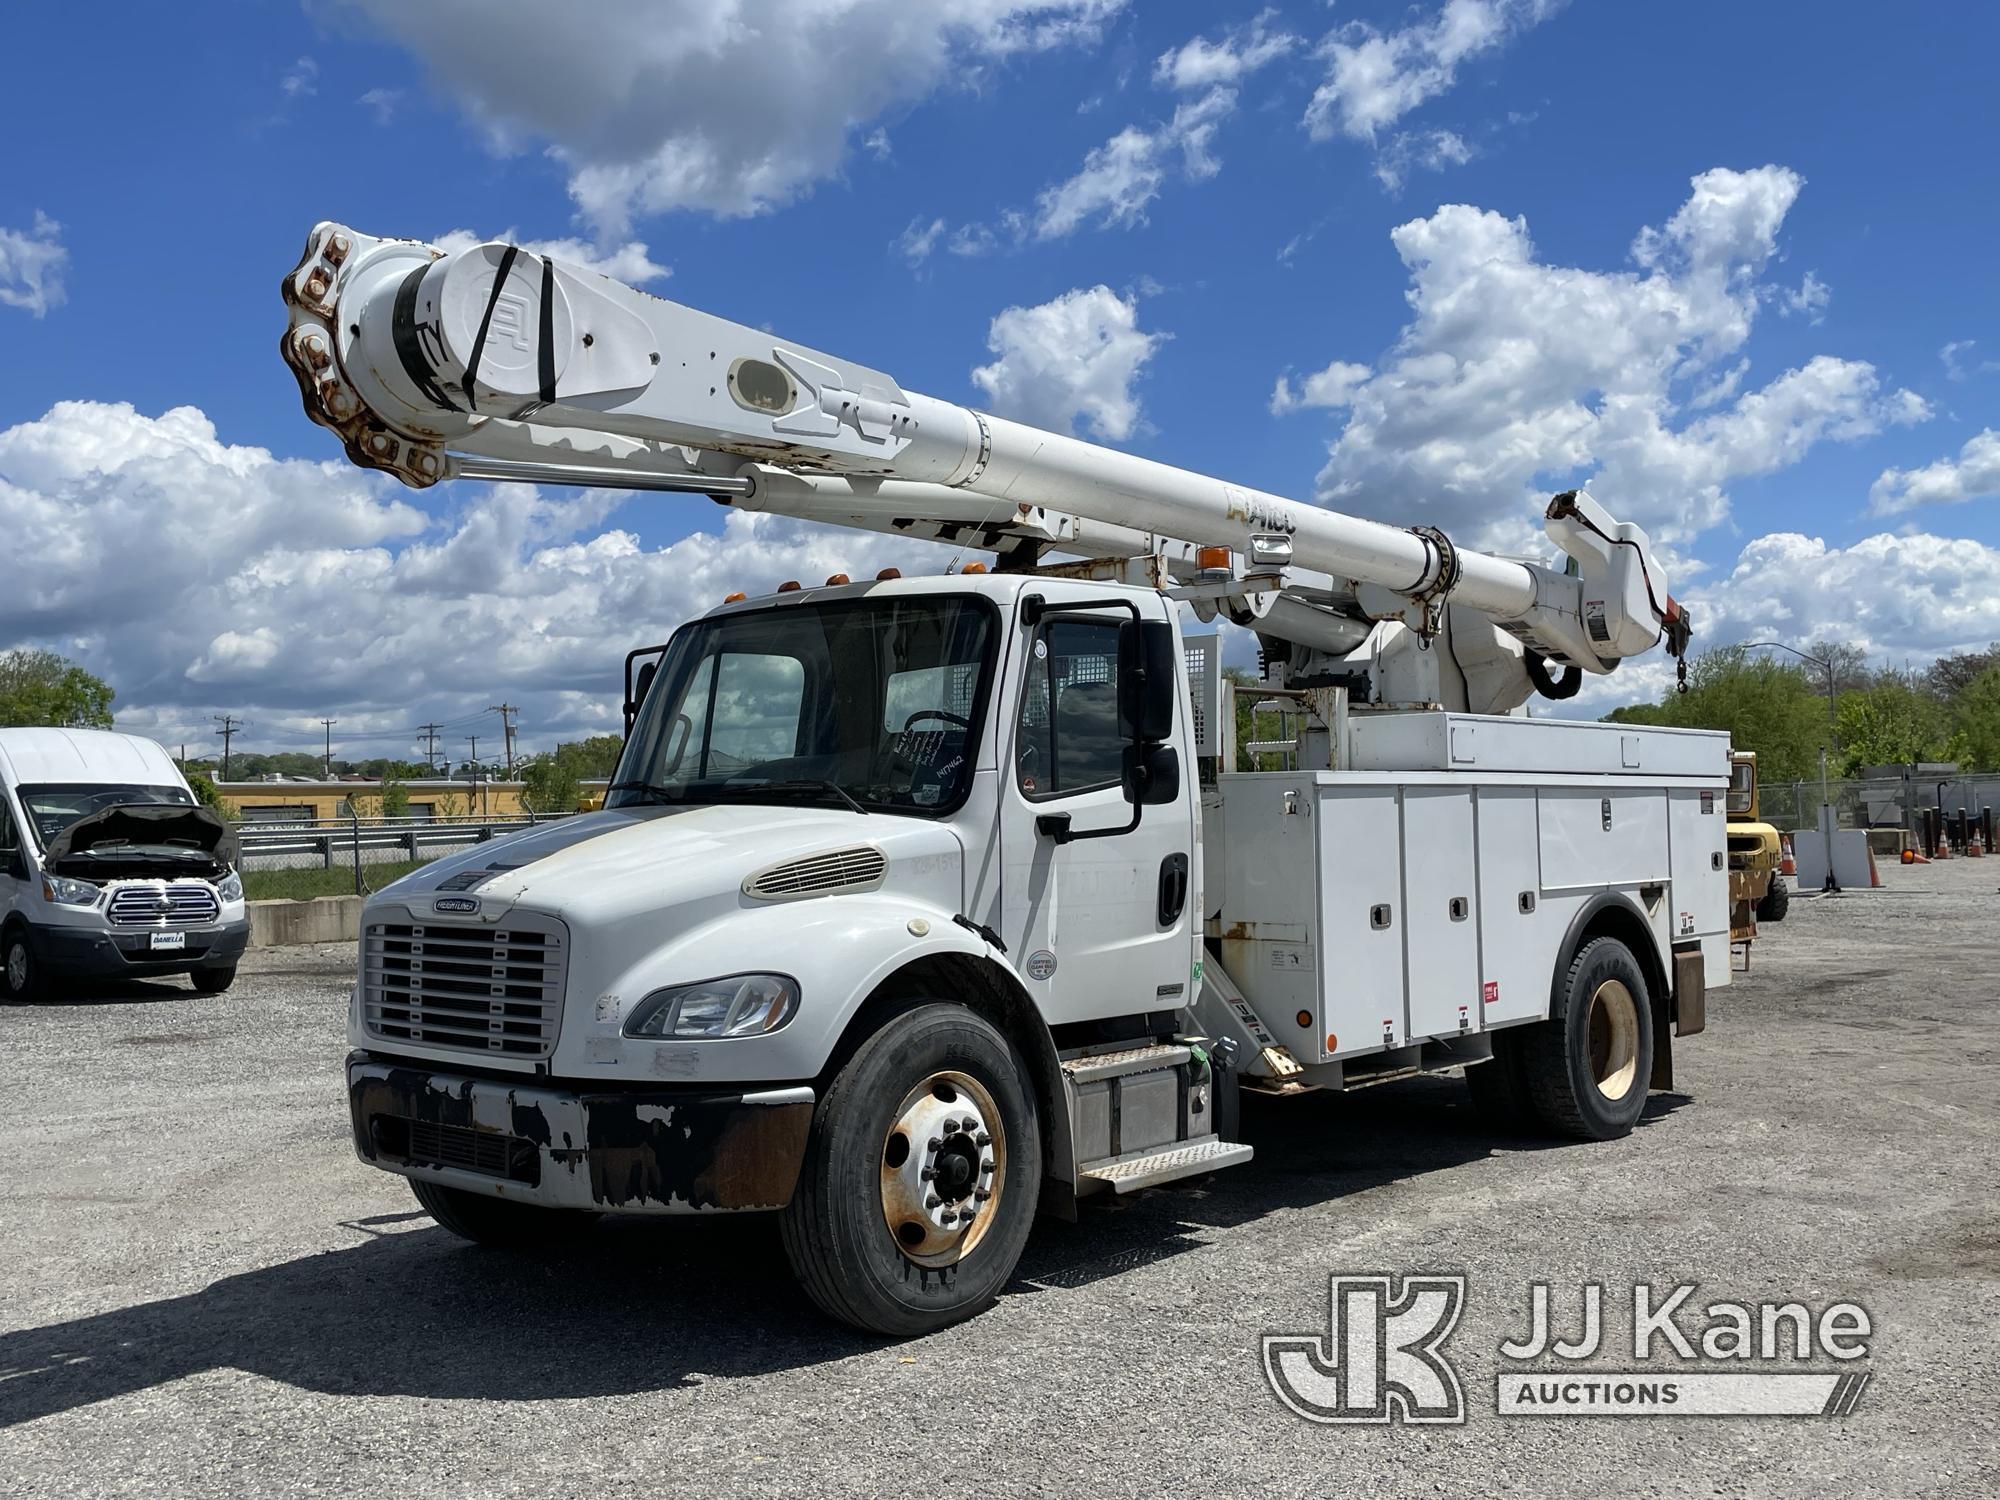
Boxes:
[1158,853,1189,926]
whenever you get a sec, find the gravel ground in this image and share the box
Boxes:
[3,860,1996,1498]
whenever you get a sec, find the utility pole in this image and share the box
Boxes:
[213,714,241,782]
[490,703,519,778]
[418,722,442,775]
[320,717,338,779]
[466,737,486,818]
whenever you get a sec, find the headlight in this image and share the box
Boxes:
[41,874,100,907]
[624,973,799,1039]
[217,871,244,903]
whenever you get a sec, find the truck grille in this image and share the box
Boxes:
[361,913,566,1059]
[107,882,221,928]
[371,1116,540,1185]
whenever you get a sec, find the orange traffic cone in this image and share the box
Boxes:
[1971,833,1985,858]
[1868,846,1883,887]
[1780,835,1797,876]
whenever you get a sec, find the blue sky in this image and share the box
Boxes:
[1,1,1997,758]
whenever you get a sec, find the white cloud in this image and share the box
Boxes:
[0,213,67,317]
[1153,9,1297,91]
[1869,429,2000,516]
[1940,339,1998,382]
[970,286,1167,440]
[1296,166,1927,549]
[1777,270,1830,322]
[1270,359,1372,415]
[1372,126,1473,191]
[864,127,893,160]
[432,229,669,285]
[337,0,1126,229]
[1304,0,1558,143]
[0,401,957,754]
[895,216,946,266]
[1034,85,1235,238]
[358,87,402,125]
[281,57,318,99]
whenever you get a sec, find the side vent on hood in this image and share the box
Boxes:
[743,845,888,902]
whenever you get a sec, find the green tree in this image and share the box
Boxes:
[0,649,114,728]
[1604,647,1829,781]
[379,770,411,818]
[1832,672,1951,774]
[1952,665,2000,772]
[182,768,238,821]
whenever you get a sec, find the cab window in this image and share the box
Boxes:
[1016,617,1124,800]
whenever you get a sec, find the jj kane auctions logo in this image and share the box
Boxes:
[1265,1275,1873,1422]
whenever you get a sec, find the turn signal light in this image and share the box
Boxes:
[723,591,747,603]
[1295,1009,1311,1029]
[777,580,801,592]
[1196,545,1232,572]
[961,562,989,575]
[876,567,902,580]
[826,573,851,586]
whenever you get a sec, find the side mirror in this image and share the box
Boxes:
[1117,619,1177,745]
[1122,743,1181,807]
[623,656,660,737]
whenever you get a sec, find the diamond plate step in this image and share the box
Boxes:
[1079,1138,1253,1194]
[1060,1042,1191,1083]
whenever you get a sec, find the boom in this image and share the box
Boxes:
[280,225,1690,711]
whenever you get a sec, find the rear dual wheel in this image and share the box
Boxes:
[782,1002,1041,1337]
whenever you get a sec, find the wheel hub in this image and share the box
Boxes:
[879,1070,1003,1266]
[6,942,26,990]
[1587,978,1639,1100]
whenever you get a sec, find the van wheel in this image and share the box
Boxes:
[2,925,40,1004]
[1755,878,1790,924]
[781,1002,1041,1337]
[190,965,237,995]
[409,1178,596,1247]
[1521,937,1654,1141]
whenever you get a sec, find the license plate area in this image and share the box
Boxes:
[149,931,187,951]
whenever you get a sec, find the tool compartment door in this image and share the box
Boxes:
[1401,787,1481,1041]
[1314,785,1407,1058]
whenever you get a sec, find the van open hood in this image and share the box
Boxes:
[43,803,239,875]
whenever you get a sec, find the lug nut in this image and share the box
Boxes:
[919,1166,936,1182]
[927,1137,940,1152]
[925,1194,941,1209]
[974,1188,992,1201]
[974,1132,991,1147]
[941,1117,960,1133]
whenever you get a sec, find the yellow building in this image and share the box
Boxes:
[219,778,530,822]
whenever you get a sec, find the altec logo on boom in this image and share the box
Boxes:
[1264,1276,1873,1423]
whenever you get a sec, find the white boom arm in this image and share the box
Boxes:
[280,225,1690,703]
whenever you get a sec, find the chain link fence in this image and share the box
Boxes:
[236,813,574,899]
[1762,773,2000,837]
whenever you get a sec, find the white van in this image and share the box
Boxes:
[0,729,249,1000]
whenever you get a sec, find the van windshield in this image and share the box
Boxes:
[611,596,995,817]
[17,783,194,850]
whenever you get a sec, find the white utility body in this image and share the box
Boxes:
[283,225,1728,1336]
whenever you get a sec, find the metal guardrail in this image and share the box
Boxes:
[236,814,574,874]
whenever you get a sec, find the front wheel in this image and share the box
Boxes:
[2,926,41,1004]
[190,965,236,995]
[409,1178,597,1247]
[1520,937,1655,1141]
[781,1002,1042,1336]
[1755,877,1790,924]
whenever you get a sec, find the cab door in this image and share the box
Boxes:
[998,594,1196,1027]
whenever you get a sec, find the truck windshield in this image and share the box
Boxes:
[17,783,195,849]
[611,595,995,817]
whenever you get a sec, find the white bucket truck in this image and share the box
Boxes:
[284,226,1728,1335]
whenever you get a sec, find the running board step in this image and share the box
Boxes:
[1061,1042,1190,1083]
[1080,1138,1253,1194]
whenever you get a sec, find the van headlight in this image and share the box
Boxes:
[217,871,244,903]
[624,974,799,1039]
[41,874,100,907]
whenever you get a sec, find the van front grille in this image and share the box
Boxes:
[360,913,566,1059]
[107,883,221,928]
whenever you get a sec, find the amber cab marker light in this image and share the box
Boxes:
[723,591,747,603]
[776,580,801,592]
[826,573,851,586]
[961,561,989,574]
[1196,545,1232,572]
[876,567,902,580]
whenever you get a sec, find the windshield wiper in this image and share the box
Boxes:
[719,779,870,815]
[604,780,685,805]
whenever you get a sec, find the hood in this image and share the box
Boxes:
[378,801,961,920]
[45,803,239,872]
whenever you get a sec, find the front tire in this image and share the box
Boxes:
[409,1178,596,1247]
[1755,877,1790,924]
[2,925,41,1004]
[1520,937,1655,1141]
[190,965,236,995]
[781,1002,1042,1336]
